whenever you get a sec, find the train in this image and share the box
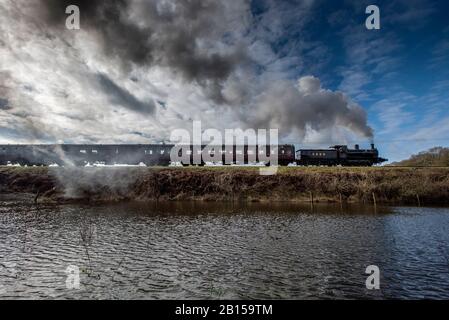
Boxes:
[0,143,387,166]
[296,144,387,166]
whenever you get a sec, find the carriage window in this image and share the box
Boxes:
[80,150,86,154]
[160,150,165,155]
[92,150,98,154]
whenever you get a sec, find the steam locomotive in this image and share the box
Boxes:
[296,144,387,166]
[0,144,387,166]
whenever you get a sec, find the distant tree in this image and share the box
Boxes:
[392,147,449,167]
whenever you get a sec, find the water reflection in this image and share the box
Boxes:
[102,200,393,217]
[0,198,448,299]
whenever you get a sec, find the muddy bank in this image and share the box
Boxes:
[0,166,449,205]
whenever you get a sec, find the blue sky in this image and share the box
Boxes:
[249,0,449,161]
[0,0,448,162]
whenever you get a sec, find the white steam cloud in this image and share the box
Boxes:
[0,0,373,145]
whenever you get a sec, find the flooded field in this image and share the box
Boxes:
[0,198,448,299]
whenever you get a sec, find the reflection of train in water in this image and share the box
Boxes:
[0,143,387,166]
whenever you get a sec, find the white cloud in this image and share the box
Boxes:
[0,0,374,146]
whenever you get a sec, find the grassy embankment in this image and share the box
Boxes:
[1,166,449,205]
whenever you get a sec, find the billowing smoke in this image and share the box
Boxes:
[38,0,250,103]
[0,0,375,144]
[50,167,144,199]
[248,76,373,140]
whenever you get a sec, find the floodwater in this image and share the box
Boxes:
[0,197,448,300]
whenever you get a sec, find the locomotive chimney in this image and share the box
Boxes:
[371,143,375,150]
[355,144,359,150]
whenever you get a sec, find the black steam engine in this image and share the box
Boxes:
[0,143,387,166]
[296,144,387,166]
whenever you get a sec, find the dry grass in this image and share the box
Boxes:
[1,166,449,205]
